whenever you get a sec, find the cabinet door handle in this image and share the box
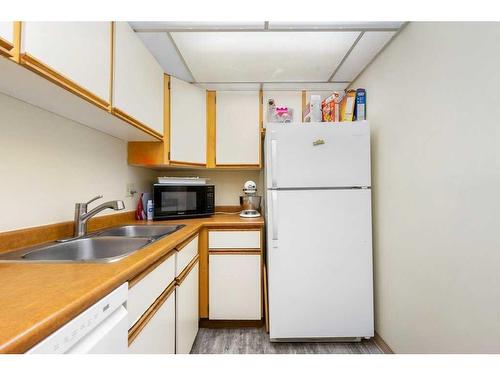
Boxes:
[271,139,278,188]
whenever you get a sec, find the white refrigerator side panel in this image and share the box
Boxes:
[265,122,371,189]
[266,189,373,339]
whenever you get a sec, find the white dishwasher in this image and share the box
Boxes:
[27,283,128,354]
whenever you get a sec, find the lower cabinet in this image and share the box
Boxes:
[129,290,176,354]
[209,253,261,320]
[176,262,199,354]
[127,239,199,354]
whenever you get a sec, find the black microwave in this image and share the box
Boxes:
[153,184,215,220]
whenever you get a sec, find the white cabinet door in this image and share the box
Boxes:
[170,77,206,165]
[0,22,13,45]
[129,292,176,354]
[22,22,111,103]
[114,22,164,135]
[176,262,199,354]
[216,91,260,165]
[209,254,261,320]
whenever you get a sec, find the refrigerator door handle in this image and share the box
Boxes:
[271,139,278,188]
[271,190,278,248]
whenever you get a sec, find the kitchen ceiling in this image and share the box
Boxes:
[130,22,404,90]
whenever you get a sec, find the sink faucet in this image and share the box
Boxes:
[61,195,125,241]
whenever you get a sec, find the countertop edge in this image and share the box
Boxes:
[0,216,264,354]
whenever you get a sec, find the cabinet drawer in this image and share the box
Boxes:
[176,235,198,276]
[209,230,261,249]
[128,254,175,329]
[209,254,261,320]
[129,291,175,354]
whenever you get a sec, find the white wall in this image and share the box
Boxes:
[156,169,262,207]
[353,22,500,353]
[0,92,156,233]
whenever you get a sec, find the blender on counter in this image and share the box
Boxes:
[239,180,261,218]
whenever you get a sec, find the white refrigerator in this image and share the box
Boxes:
[265,121,374,341]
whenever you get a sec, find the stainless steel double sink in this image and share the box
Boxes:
[0,224,185,263]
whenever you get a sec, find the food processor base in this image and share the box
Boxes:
[239,210,261,218]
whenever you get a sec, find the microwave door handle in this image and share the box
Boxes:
[271,190,278,248]
[271,139,278,188]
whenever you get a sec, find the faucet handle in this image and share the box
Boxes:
[85,195,103,205]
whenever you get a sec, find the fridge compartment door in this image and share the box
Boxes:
[265,122,371,189]
[266,189,374,339]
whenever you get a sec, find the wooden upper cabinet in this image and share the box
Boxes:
[21,22,111,108]
[0,22,14,45]
[170,77,207,166]
[216,91,260,166]
[113,22,164,137]
[0,22,15,59]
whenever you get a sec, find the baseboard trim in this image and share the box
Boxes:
[199,319,264,329]
[374,331,394,354]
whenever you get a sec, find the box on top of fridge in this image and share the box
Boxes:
[321,92,344,122]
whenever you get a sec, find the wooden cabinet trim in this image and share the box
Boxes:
[0,36,13,57]
[208,228,261,232]
[198,229,209,319]
[11,22,21,62]
[127,141,164,166]
[128,249,177,289]
[169,160,207,167]
[214,164,261,169]
[19,53,110,111]
[176,255,199,285]
[206,90,216,168]
[111,107,163,140]
[128,280,176,346]
[209,249,261,255]
[205,224,262,230]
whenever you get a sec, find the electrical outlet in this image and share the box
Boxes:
[126,183,136,197]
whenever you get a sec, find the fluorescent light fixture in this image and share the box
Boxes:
[262,82,349,91]
[268,22,404,31]
[171,31,359,82]
[195,83,261,91]
[130,22,265,31]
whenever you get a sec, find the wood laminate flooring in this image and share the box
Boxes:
[190,328,382,354]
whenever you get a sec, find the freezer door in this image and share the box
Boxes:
[265,122,371,189]
[266,189,374,339]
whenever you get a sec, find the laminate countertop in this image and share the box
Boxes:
[0,214,264,354]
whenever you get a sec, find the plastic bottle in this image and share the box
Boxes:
[147,200,154,221]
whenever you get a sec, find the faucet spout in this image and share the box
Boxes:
[59,197,126,242]
[81,200,125,222]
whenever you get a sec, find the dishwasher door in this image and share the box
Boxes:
[27,283,128,354]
